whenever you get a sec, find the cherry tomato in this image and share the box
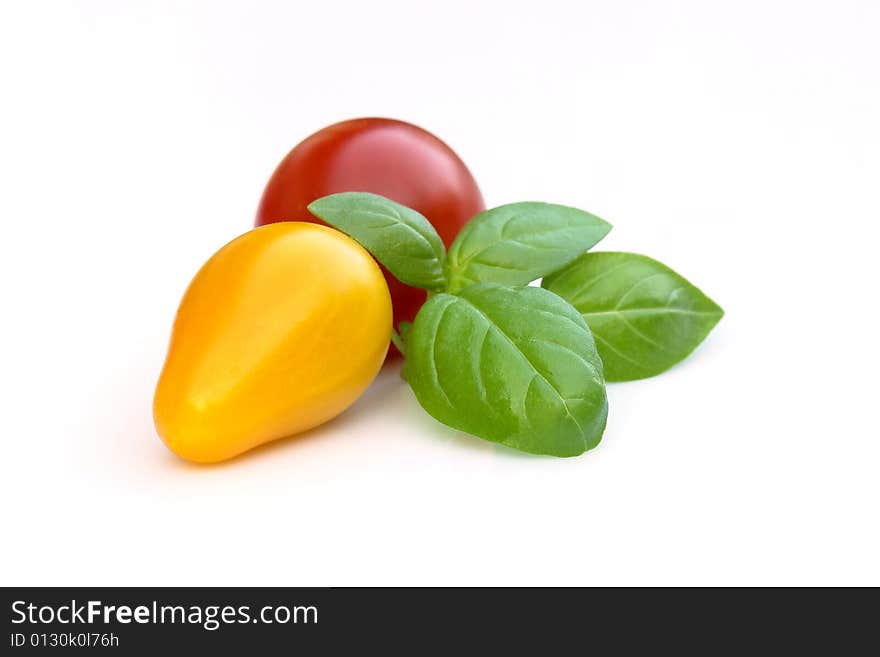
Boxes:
[255,118,485,353]
[154,223,392,463]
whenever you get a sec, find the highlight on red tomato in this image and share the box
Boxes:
[255,118,485,353]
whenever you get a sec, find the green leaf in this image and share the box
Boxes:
[308,192,447,291]
[542,252,723,381]
[444,202,611,292]
[406,283,608,456]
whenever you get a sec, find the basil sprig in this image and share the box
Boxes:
[309,192,722,456]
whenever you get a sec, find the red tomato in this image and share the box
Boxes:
[255,118,485,354]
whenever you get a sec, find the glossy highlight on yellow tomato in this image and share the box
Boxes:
[154,223,392,463]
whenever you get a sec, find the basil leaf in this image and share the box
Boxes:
[406,283,608,456]
[543,252,723,381]
[308,192,447,291]
[444,202,611,292]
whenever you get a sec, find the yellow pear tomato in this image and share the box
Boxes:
[154,222,392,463]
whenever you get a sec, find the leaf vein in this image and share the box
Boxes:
[429,300,456,409]
[461,298,588,444]
[357,208,443,261]
[613,272,673,309]
[472,326,490,404]
[591,332,646,373]
[527,337,602,378]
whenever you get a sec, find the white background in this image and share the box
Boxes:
[1,1,878,586]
